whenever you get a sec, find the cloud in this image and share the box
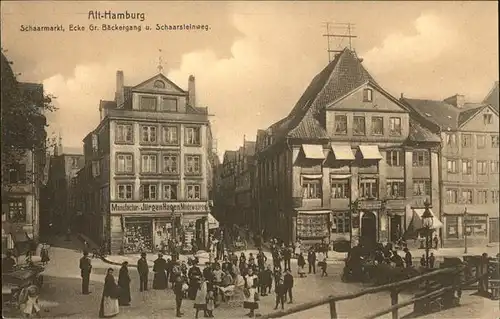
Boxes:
[362,13,458,75]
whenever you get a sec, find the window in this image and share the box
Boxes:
[462,159,472,175]
[115,124,133,143]
[462,190,473,204]
[92,160,100,177]
[389,117,402,136]
[141,126,157,143]
[185,155,201,174]
[334,115,347,135]
[8,199,26,222]
[477,161,488,175]
[141,183,158,200]
[371,117,384,135]
[353,116,366,135]
[140,96,157,111]
[477,135,486,149]
[446,216,459,239]
[116,154,133,173]
[163,154,178,173]
[446,189,458,204]
[413,179,431,196]
[141,154,157,173]
[331,212,351,234]
[70,157,79,169]
[359,178,378,199]
[117,184,133,200]
[447,159,458,173]
[483,114,493,125]
[491,161,499,174]
[186,184,201,200]
[160,97,178,112]
[154,80,165,89]
[7,164,26,184]
[477,190,487,204]
[386,179,405,198]
[464,215,488,237]
[492,135,499,148]
[462,134,472,148]
[92,134,98,152]
[331,179,350,199]
[446,133,457,147]
[185,127,201,145]
[412,151,429,167]
[492,190,500,203]
[363,88,373,102]
[386,150,404,167]
[163,184,178,200]
[163,126,178,144]
[302,178,322,199]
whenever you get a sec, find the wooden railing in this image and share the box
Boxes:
[260,265,488,319]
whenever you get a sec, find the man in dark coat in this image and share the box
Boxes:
[283,269,294,304]
[153,253,168,289]
[307,249,316,274]
[257,249,267,271]
[283,245,292,271]
[403,248,413,268]
[79,251,92,294]
[173,275,185,317]
[137,252,149,291]
[274,275,286,310]
[263,264,273,295]
[118,261,131,306]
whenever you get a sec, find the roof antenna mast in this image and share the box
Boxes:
[323,22,357,62]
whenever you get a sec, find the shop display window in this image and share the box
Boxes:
[124,220,153,253]
[297,213,329,238]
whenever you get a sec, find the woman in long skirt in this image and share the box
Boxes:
[243,269,259,318]
[194,279,208,318]
[294,240,301,258]
[99,268,120,318]
[118,261,131,306]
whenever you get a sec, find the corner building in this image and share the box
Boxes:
[255,48,441,248]
[83,70,213,254]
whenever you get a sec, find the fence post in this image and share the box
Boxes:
[390,289,399,319]
[329,300,338,319]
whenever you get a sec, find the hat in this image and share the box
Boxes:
[141,252,147,258]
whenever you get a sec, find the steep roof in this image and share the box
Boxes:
[401,98,490,130]
[408,120,440,143]
[267,48,377,141]
[483,81,499,111]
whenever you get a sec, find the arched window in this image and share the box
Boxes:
[154,80,165,89]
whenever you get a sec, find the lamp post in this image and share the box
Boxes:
[463,207,468,254]
[421,199,434,268]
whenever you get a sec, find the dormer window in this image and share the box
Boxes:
[154,80,165,89]
[363,88,373,102]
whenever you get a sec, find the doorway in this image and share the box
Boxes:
[390,215,403,242]
[361,211,377,248]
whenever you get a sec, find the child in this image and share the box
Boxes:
[194,279,207,318]
[206,290,215,317]
[19,284,41,318]
[320,257,328,277]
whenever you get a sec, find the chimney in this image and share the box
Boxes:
[444,94,465,109]
[400,93,404,99]
[115,70,124,108]
[188,75,196,107]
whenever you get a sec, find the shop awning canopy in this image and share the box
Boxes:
[330,174,352,179]
[412,208,443,229]
[208,213,219,229]
[331,145,355,160]
[359,145,383,160]
[302,144,325,160]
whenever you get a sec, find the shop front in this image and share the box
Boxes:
[293,209,331,250]
[357,200,382,249]
[109,201,211,254]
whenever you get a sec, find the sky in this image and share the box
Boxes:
[1,1,498,158]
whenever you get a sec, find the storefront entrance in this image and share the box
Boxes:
[361,211,377,248]
[390,215,403,242]
[154,218,173,251]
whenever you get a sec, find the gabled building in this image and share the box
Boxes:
[255,48,441,248]
[218,150,238,225]
[77,70,214,254]
[402,94,499,246]
[235,140,257,229]
[484,81,499,112]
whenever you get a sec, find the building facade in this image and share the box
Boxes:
[402,94,500,246]
[218,151,237,225]
[255,48,441,248]
[78,71,214,254]
[235,140,257,230]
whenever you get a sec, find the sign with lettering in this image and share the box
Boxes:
[358,200,382,210]
[110,201,209,214]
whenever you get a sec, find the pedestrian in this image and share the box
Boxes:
[243,268,259,318]
[478,253,490,296]
[433,234,439,250]
[194,278,208,318]
[274,275,286,310]
[2,250,17,273]
[283,269,294,304]
[118,261,131,306]
[99,268,119,318]
[257,248,267,271]
[206,290,215,318]
[166,258,173,288]
[188,260,203,300]
[40,244,50,266]
[174,275,185,317]
[307,249,316,274]
[429,253,435,269]
[153,253,168,289]
[320,257,328,277]
[137,252,149,292]
[294,240,301,258]
[79,251,92,295]
[283,245,292,271]
[18,284,41,318]
[403,248,413,268]
[297,253,306,277]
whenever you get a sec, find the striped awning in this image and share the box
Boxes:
[302,144,325,160]
[359,145,383,160]
[331,145,355,160]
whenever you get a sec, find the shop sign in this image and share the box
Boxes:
[385,200,405,210]
[110,201,209,214]
[358,200,382,210]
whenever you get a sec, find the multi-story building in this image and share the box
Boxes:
[255,48,441,248]
[234,140,257,229]
[78,70,214,254]
[41,139,84,236]
[218,150,237,225]
[402,94,499,246]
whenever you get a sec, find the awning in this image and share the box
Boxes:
[330,174,351,179]
[208,213,219,229]
[302,174,323,179]
[296,210,332,215]
[359,145,383,160]
[302,144,325,160]
[331,145,355,160]
[412,208,443,229]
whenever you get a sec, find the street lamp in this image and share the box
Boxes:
[421,199,434,268]
[463,207,468,254]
